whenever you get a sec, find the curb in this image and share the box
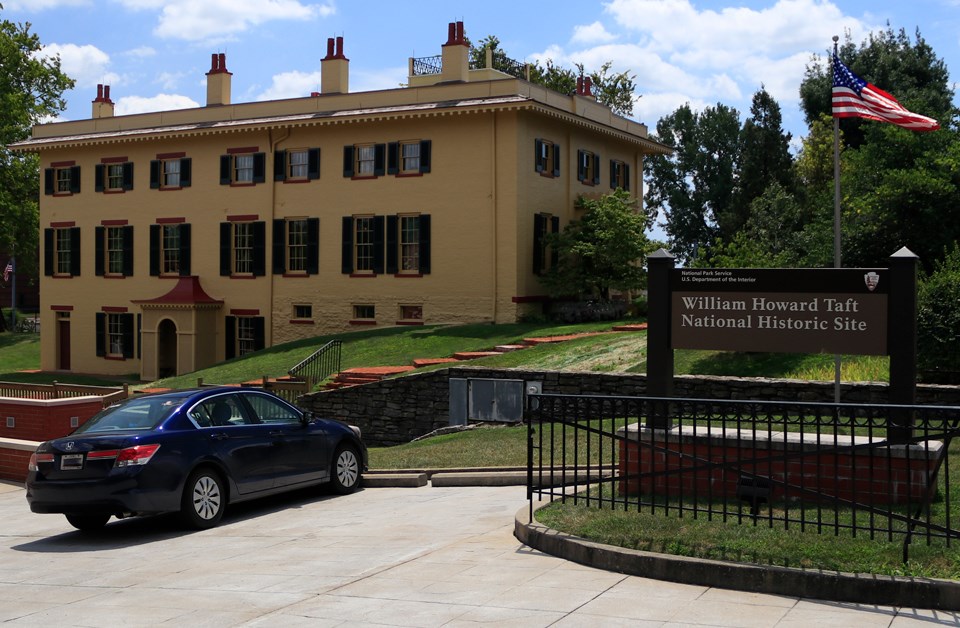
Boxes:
[514,501,960,611]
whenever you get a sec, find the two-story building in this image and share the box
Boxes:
[11,21,670,380]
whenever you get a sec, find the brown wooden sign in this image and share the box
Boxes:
[670,268,889,355]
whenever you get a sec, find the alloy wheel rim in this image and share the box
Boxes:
[193,476,221,520]
[337,451,358,487]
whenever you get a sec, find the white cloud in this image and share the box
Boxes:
[257,70,322,101]
[39,43,118,88]
[114,0,336,42]
[124,46,157,59]
[571,21,617,45]
[115,94,199,115]
[4,0,89,9]
[155,71,188,91]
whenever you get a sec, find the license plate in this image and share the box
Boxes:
[60,454,84,471]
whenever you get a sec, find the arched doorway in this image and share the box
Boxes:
[157,319,178,378]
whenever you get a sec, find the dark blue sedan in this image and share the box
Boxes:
[25,387,367,531]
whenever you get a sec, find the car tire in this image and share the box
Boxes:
[65,514,110,532]
[331,445,362,494]
[180,468,225,529]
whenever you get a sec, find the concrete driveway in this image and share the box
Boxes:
[0,480,956,627]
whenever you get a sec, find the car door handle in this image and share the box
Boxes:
[269,431,285,437]
[210,432,229,441]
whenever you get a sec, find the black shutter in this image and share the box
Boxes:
[373,144,385,176]
[179,224,191,275]
[577,150,586,182]
[122,226,134,276]
[95,313,106,357]
[274,150,286,181]
[419,214,431,274]
[341,216,353,273]
[95,226,105,276]
[149,225,160,276]
[123,162,134,190]
[253,317,265,352]
[219,155,231,185]
[272,219,286,274]
[307,148,320,180]
[610,160,617,190]
[95,164,105,193]
[550,216,560,268]
[44,228,54,276]
[534,139,543,172]
[387,142,399,175]
[70,166,81,193]
[179,158,191,187]
[593,154,601,185]
[137,314,141,359]
[44,168,54,195]
[252,152,266,183]
[373,215,385,274]
[70,227,81,276]
[553,142,561,177]
[342,146,355,177]
[219,222,231,276]
[624,164,631,191]
[121,314,134,359]
[150,160,160,189]
[533,214,545,275]
[386,215,398,274]
[252,221,266,276]
[307,218,319,274]
[420,140,431,173]
[225,316,236,360]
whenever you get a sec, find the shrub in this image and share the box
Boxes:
[918,244,960,382]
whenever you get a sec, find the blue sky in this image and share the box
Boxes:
[6,0,959,146]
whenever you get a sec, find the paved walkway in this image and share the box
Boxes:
[0,480,956,626]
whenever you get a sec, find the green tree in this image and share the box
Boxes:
[469,35,636,117]
[729,88,794,233]
[644,102,741,264]
[0,8,74,278]
[541,189,652,300]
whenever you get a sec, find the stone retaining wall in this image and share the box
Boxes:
[299,366,960,447]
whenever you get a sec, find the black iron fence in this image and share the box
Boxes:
[411,55,442,76]
[526,393,960,562]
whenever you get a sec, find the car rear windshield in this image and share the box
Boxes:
[73,396,187,433]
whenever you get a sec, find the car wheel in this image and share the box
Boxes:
[331,445,362,494]
[180,468,225,529]
[65,514,110,532]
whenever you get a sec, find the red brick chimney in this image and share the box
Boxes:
[206,53,232,106]
[92,84,115,118]
[321,37,349,94]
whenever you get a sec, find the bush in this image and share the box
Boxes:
[918,244,960,382]
[548,300,628,323]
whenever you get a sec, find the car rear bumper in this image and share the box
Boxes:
[26,473,181,516]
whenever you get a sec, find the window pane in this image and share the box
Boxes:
[234,223,253,274]
[400,216,420,271]
[287,219,307,272]
[163,160,180,187]
[357,145,375,175]
[234,154,254,183]
[56,229,71,274]
[56,168,71,193]
[107,227,124,274]
[107,164,124,190]
[355,217,373,271]
[289,150,309,179]
[401,142,420,172]
[162,225,180,274]
[107,314,124,355]
[237,317,256,356]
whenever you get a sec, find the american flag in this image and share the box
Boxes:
[2,260,12,283]
[832,54,939,131]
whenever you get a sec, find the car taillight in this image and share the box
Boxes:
[115,444,161,468]
[28,452,54,472]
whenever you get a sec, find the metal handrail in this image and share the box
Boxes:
[288,340,342,388]
[411,55,442,76]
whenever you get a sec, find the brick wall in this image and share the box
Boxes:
[0,396,106,483]
[618,425,939,505]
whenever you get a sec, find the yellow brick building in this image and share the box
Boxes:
[12,22,669,380]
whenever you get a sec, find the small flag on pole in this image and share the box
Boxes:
[2,260,12,283]
[832,54,939,131]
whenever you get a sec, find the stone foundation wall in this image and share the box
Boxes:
[299,366,960,447]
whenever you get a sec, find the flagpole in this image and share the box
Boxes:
[832,35,842,403]
[8,246,15,332]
